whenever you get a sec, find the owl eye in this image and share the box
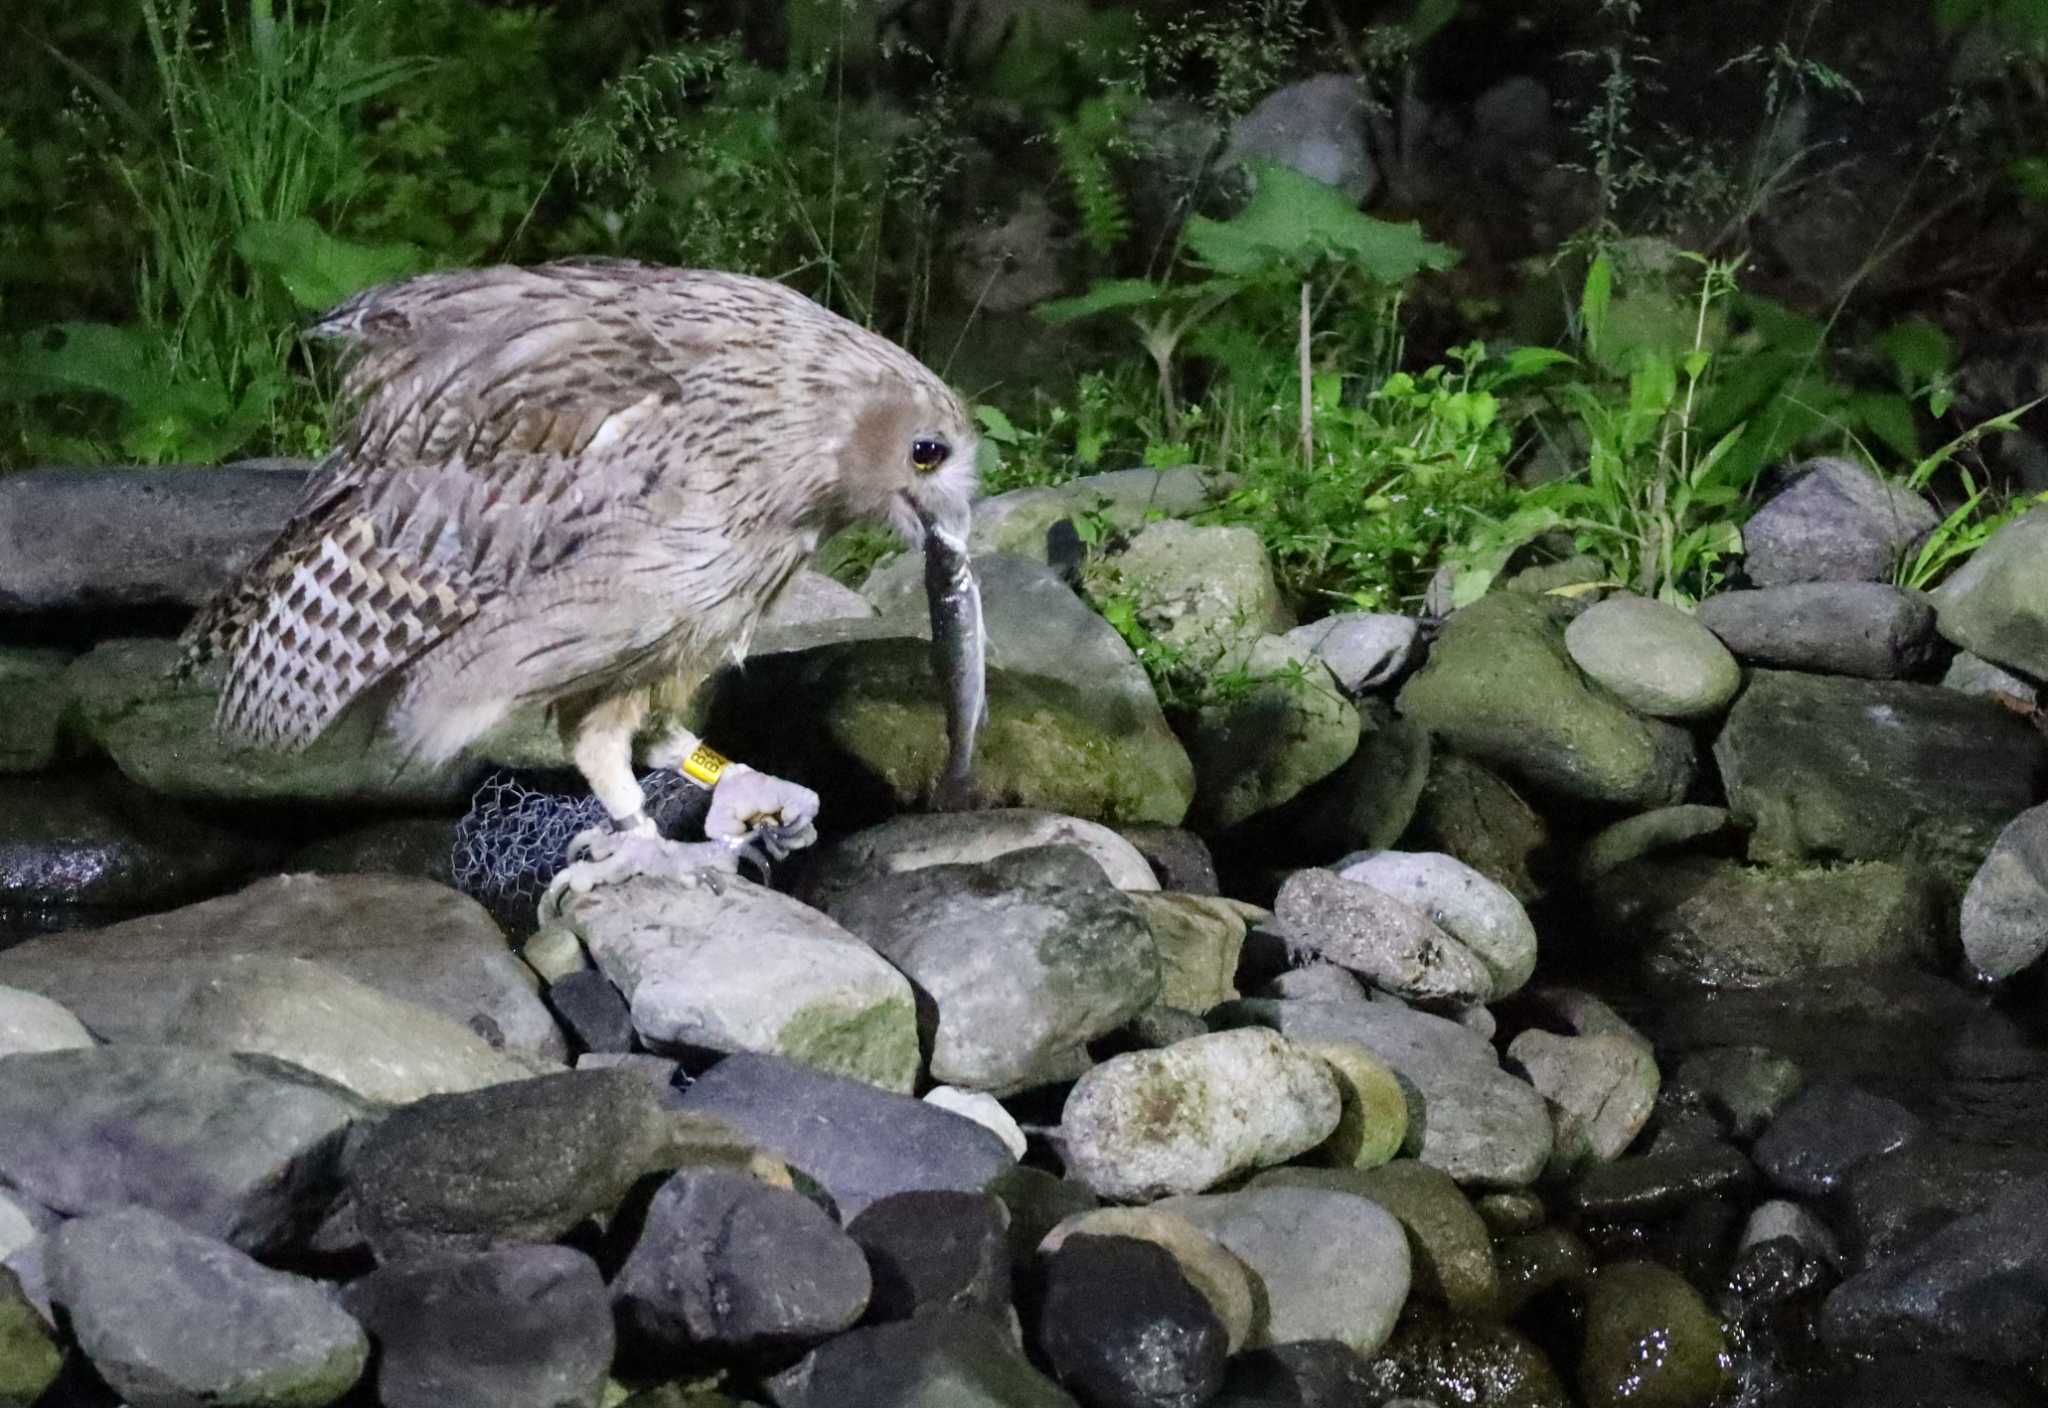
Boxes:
[909,437,951,473]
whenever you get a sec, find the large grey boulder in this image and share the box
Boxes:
[0,460,308,613]
[1742,457,1940,586]
[1931,504,2048,679]
[1695,582,1942,678]
[1564,595,1741,718]
[1187,636,1360,833]
[967,467,1236,561]
[797,808,1160,912]
[1714,669,2048,887]
[1099,520,1295,666]
[0,772,260,911]
[1222,75,1379,202]
[0,872,565,1061]
[819,846,1160,1093]
[50,1206,367,1408]
[556,873,919,1092]
[1963,800,2048,979]
[0,1046,369,1254]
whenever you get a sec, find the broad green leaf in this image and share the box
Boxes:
[1185,162,1457,282]
[1846,391,1922,462]
[975,405,1022,444]
[1,323,162,402]
[1496,345,1577,382]
[1880,317,1955,386]
[1580,253,1613,356]
[236,219,427,311]
[1035,279,1167,323]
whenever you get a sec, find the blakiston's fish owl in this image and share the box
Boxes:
[179,258,984,898]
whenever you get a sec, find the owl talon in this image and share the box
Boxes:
[541,830,741,918]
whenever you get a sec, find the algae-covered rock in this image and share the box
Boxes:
[708,555,1193,826]
[1578,1261,1729,1408]
[0,648,70,773]
[1396,594,1695,808]
[1186,635,1360,833]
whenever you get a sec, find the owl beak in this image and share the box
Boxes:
[909,495,986,810]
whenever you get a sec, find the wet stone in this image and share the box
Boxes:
[343,1245,613,1408]
[677,1053,1017,1220]
[1754,1081,1924,1199]
[1563,1123,1755,1220]
[1035,1234,1229,1408]
[846,1190,1011,1324]
[1217,1342,1373,1408]
[1252,1161,1497,1318]
[1577,1261,1729,1408]
[1665,1046,1805,1142]
[614,1167,870,1356]
[1041,1207,1257,1356]
[1358,1302,1570,1408]
[764,1309,1079,1407]
[547,968,637,1054]
[1841,1142,2048,1267]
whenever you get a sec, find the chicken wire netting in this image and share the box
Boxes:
[449,766,709,930]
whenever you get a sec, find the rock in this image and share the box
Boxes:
[1217,1342,1372,1407]
[1061,1029,1341,1200]
[1266,963,1368,1004]
[847,1191,1011,1324]
[1040,1209,1257,1355]
[1273,868,1490,1005]
[819,846,1159,1093]
[1943,650,2038,706]
[1222,74,1378,202]
[924,1087,1029,1160]
[342,1245,612,1408]
[1506,1030,1658,1177]
[1694,582,1942,678]
[0,648,70,773]
[1822,1176,2048,1362]
[707,554,1194,826]
[0,1193,43,1264]
[1741,1199,1843,1268]
[1286,613,1421,694]
[62,637,560,806]
[1715,668,2048,887]
[1754,1082,1923,1198]
[1253,1161,1498,1318]
[1495,1225,1595,1318]
[1560,1121,1755,1220]
[0,986,91,1058]
[0,1045,366,1254]
[766,1310,1079,1407]
[1129,893,1247,1012]
[1271,702,1432,863]
[1228,998,1554,1187]
[1299,1040,1409,1170]
[1578,1261,1729,1408]
[766,568,877,627]
[1358,1303,1570,1408]
[1588,855,1949,988]
[0,772,259,912]
[677,1053,1017,1220]
[555,873,919,1092]
[520,925,590,984]
[50,1206,367,1408]
[1036,1235,1228,1408]
[1403,752,1549,904]
[0,460,308,613]
[1962,799,2048,979]
[1188,636,1360,833]
[346,1068,732,1261]
[800,809,1161,910]
[967,467,1236,561]
[1155,1187,1411,1356]
[0,872,564,1060]
[1563,595,1742,718]
[0,1266,60,1408]
[1116,826,1219,894]
[546,968,636,1054]
[1789,1354,2040,1408]
[1474,1190,1547,1237]
[993,1167,1099,1268]
[1103,520,1294,664]
[1931,503,2048,678]
[1742,457,1940,586]
[1396,594,1696,807]
[157,954,540,1103]
[1333,851,1539,998]
[1577,805,1734,882]
[615,1167,871,1355]
[1842,1142,2048,1267]
[1665,1046,1805,1141]
[287,816,459,887]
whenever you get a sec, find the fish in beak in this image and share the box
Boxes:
[915,501,986,810]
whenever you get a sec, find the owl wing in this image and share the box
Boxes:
[185,261,705,750]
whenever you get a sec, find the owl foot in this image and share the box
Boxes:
[540,823,742,918]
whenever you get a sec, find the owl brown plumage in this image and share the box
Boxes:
[180,258,983,886]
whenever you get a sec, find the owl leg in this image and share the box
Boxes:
[540,693,739,915]
[644,726,821,861]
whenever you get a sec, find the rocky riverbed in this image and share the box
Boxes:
[6,455,2048,1406]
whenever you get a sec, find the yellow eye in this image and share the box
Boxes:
[910,437,950,473]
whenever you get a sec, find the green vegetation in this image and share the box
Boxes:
[4,0,2045,666]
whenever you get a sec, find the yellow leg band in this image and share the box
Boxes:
[680,742,731,788]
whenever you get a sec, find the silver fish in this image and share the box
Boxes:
[922,517,986,810]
